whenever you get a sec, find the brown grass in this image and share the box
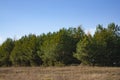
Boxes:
[0,66,120,80]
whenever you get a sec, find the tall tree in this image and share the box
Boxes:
[74,23,120,66]
[74,34,93,65]
[10,34,42,66]
[40,27,84,66]
[0,38,14,66]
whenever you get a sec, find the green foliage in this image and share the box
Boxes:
[74,23,120,66]
[10,34,42,66]
[0,38,14,66]
[39,27,83,66]
[74,34,93,65]
[0,23,120,67]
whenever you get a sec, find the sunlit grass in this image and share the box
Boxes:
[0,66,120,80]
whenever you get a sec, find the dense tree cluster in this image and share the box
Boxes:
[0,23,120,67]
[74,23,120,66]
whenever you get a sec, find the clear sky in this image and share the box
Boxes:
[0,0,120,44]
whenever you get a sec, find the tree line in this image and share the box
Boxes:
[0,23,120,67]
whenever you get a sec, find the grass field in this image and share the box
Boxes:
[0,66,120,80]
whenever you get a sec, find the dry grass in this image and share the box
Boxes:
[0,66,120,80]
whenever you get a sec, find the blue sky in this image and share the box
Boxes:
[0,0,120,44]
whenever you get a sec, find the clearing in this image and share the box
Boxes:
[0,66,120,80]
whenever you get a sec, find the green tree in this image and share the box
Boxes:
[0,38,14,66]
[74,23,120,66]
[74,34,93,65]
[40,27,84,66]
[10,34,42,66]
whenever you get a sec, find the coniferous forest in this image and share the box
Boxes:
[0,23,120,67]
